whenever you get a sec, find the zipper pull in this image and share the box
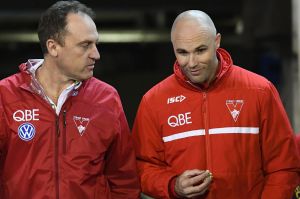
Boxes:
[63,110,67,127]
[56,118,60,137]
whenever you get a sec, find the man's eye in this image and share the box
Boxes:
[178,51,188,55]
[196,48,206,53]
[81,43,91,48]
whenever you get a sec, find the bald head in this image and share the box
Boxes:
[170,10,221,85]
[171,10,217,42]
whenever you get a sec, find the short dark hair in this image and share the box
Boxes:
[37,0,95,54]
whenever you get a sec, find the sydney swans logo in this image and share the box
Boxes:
[226,100,244,122]
[73,116,90,136]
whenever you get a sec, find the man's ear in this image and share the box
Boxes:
[46,39,59,57]
[215,33,221,49]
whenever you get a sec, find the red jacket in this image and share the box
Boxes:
[295,134,300,158]
[132,48,300,199]
[0,61,140,199]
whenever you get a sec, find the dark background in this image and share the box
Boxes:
[0,0,292,128]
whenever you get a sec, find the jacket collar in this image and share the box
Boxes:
[18,59,83,114]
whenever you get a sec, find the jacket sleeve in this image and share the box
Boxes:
[0,93,8,197]
[260,82,300,199]
[104,93,141,199]
[0,102,6,150]
[132,96,177,199]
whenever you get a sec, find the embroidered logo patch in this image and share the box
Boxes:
[18,123,36,141]
[226,100,244,122]
[73,116,90,136]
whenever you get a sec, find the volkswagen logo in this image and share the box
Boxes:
[18,123,36,141]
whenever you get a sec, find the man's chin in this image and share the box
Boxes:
[189,76,205,84]
[77,73,93,81]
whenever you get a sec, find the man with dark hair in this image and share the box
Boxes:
[132,10,300,198]
[0,1,140,198]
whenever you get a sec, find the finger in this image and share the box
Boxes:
[183,183,210,197]
[175,170,207,193]
[183,173,212,195]
[197,175,212,192]
[183,169,206,178]
[175,170,213,198]
[188,170,212,186]
[190,177,211,192]
[203,173,213,183]
[206,170,213,179]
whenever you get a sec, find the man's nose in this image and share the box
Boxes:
[187,54,197,68]
[90,44,100,60]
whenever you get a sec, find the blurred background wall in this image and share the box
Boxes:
[0,0,299,132]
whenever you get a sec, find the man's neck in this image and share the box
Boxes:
[198,58,220,89]
[35,60,75,105]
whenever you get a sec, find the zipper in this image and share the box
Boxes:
[55,116,60,199]
[202,92,212,170]
[56,117,60,137]
[63,110,67,154]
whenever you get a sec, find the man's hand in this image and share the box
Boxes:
[175,169,213,198]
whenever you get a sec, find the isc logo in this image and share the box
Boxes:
[167,95,186,104]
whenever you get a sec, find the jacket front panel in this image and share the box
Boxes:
[2,78,56,199]
[59,97,115,199]
[132,48,300,199]
[0,68,140,199]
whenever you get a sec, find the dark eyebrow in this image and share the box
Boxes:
[176,48,188,53]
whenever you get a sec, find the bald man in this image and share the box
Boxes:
[132,10,300,199]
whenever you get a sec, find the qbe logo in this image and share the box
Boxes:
[167,112,192,127]
[13,109,39,122]
[18,123,36,141]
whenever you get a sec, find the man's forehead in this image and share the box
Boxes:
[173,27,211,42]
[172,20,212,39]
